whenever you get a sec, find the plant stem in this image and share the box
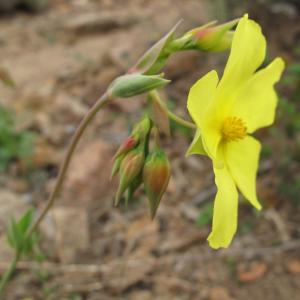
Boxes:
[149,90,196,130]
[0,252,20,295]
[166,109,196,129]
[27,92,111,236]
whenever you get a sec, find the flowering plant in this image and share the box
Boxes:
[0,14,284,294]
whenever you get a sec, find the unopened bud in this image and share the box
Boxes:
[183,19,238,52]
[115,148,144,206]
[113,135,139,160]
[134,116,152,141]
[143,149,171,219]
[124,174,143,206]
[111,154,124,179]
[108,74,170,98]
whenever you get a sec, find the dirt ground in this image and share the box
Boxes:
[1,0,300,299]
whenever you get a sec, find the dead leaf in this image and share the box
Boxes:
[286,259,300,274]
[237,262,268,282]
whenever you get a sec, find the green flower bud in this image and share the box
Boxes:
[124,174,143,206]
[108,74,170,98]
[115,148,144,206]
[111,154,125,179]
[180,19,238,52]
[143,149,171,219]
[134,116,152,141]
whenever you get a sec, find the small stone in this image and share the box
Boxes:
[62,140,114,206]
[209,286,234,300]
[52,207,90,263]
[286,259,300,274]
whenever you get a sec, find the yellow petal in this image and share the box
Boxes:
[201,117,223,161]
[187,70,219,127]
[232,58,285,133]
[187,70,222,160]
[186,129,207,156]
[217,14,266,102]
[224,136,262,209]
[208,158,238,249]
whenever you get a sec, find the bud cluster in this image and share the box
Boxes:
[112,117,171,218]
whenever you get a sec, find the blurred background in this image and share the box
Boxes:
[0,0,300,299]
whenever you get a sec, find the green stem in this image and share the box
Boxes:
[166,109,196,129]
[27,92,110,236]
[149,90,196,130]
[0,252,20,295]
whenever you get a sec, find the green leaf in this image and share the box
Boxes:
[18,208,34,234]
[6,218,18,249]
[6,208,38,256]
[7,218,22,251]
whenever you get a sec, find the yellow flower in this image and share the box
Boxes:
[186,14,285,249]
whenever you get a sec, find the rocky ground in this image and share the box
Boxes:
[0,0,300,299]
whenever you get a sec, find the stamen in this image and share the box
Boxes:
[222,116,247,141]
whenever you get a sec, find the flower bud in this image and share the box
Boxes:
[111,154,124,179]
[134,116,152,141]
[115,148,144,206]
[124,174,143,206]
[108,74,170,98]
[143,149,171,219]
[183,19,238,52]
[113,135,139,160]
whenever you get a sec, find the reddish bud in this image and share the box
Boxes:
[114,136,138,159]
[143,149,171,219]
[184,19,238,52]
[115,148,144,206]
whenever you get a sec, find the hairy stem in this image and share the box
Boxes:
[0,252,20,295]
[27,92,111,236]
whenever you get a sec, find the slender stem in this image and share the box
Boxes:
[0,252,20,295]
[27,92,111,236]
[149,90,196,130]
[166,109,196,129]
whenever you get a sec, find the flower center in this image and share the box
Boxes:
[221,116,247,141]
